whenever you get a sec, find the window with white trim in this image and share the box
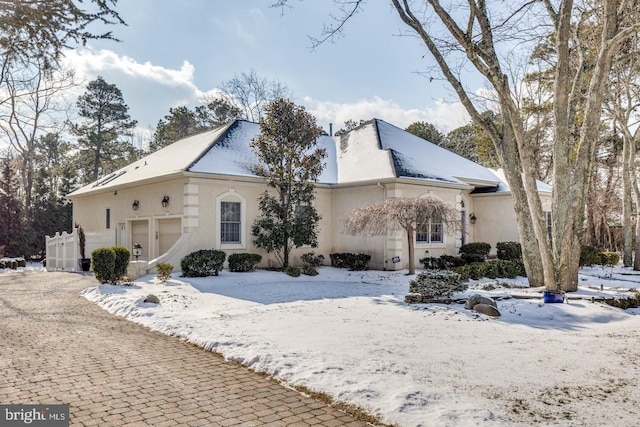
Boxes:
[416,220,444,244]
[220,201,241,243]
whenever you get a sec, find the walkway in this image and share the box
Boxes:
[0,271,371,426]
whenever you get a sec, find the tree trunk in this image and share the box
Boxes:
[622,133,633,266]
[406,226,415,275]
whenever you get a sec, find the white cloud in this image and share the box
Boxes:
[62,49,206,128]
[59,49,471,139]
[302,96,470,134]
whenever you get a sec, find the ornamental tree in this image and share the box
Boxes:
[344,197,460,275]
[250,98,326,268]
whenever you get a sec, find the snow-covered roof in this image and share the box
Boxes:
[68,123,233,197]
[472,168,552,194]
[188,121,338,183]
[375,119,502,187]
[69,118,542,197]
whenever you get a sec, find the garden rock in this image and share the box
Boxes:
[143,294,160,304]
[473,303,501,317]
[464,294,497,310]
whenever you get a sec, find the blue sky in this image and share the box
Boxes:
[63,1,472,135]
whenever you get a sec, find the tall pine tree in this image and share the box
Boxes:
[0,153,25,256]
[72,76,137,183]
[250,98,325,268]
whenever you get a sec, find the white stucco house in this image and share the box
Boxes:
[64,118,551,274]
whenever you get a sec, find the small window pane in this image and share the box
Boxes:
[221,201,241,243]
[430,223,443,243]
[416,221,443,243]
[416,224,429,242]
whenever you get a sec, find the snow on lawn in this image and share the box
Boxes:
[82,266,640,427]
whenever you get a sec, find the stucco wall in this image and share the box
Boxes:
[71,179,187,261]
[472,192,552,254]
[71,174,537,273]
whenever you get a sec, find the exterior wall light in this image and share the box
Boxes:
[132,243,142,261]
[132,200,140,210]
[470,213,477,224]
[161,195,170,208]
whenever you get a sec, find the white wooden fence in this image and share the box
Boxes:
[45,229,115,272]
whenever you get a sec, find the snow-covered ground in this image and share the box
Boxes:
[30,264,640,426]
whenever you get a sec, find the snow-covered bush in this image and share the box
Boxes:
[301,252,325,267]
[302,266,318,276]
[286,266,301,277]
[409,269,466,298]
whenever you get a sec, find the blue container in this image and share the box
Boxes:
[543,290,565,303]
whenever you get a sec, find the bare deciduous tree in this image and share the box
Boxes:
[344,197,459,275]
[221,69,290,122]
[279,0,640,291]
[0,56,76,216]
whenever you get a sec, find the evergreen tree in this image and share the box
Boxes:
[250,98,326,268]
[29,167,58,256]
[72,76,137,183]
[405,121,444,145]
[151,106,197,151]
[0,0,124,65]
[0,153,25,256]
[194,97,243,130]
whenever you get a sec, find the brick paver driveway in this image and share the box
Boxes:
[0,271,371,426]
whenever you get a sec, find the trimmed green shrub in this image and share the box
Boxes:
[92,247,116,284]
[453,263,483,281]
[330,252,352,268]
[228,253,262,272]
[112,246,130,281]
[409,270,467,298]
[156,262,173,282]
[302,266,318,276]
[301,252,325,267]
[600,251,620,266]
[181,249,226,277]
[459,242,491,263]
[349,253,371,271]
[16,258,26,268]
[496,242,522,260]
[580,245,601,266]
[286,266,301,277]
[329,252,371,270]
[420,254,466,270]
[453,259,527,281]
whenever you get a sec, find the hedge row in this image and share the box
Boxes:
[0,258,27,269]
[329,253,371,270]
[452,259,526,281]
